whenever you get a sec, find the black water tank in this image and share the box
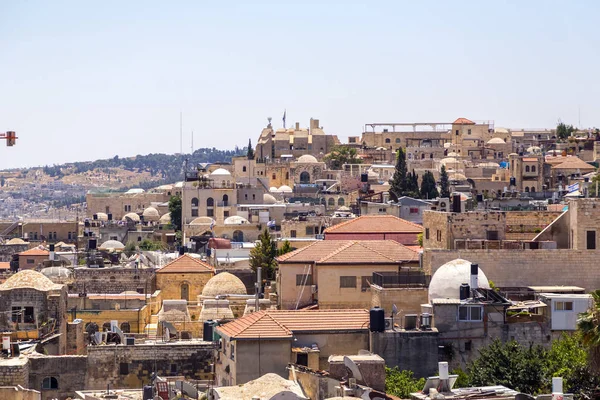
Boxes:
[361,173,368,183]
[471,263,478,276]
[107,213,113,221]
[460,283,470,300]
[179,246,185,256]
[88,238,97,250]
[203,320,214,341]
[476,194,484,202]
[510,177,516,186]
[369,306,385,332]
[143,385,153,400]
[49,244,55,252]
[452,194,462,213]
[11,343,20,357]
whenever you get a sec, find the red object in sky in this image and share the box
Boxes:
[1,131,17,146]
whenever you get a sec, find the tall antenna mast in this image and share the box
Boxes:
[191,130,194,154]
[180,112,183,154]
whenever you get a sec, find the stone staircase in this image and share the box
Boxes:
[145,314,159,339]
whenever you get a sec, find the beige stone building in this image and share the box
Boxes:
[155,254,215,302]
[276,240,420,310]
[86,189,170,220]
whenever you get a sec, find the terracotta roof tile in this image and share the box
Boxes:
[157,254,214,274]
[551,157,595,170]
[0,262,10,270]
[277,240,419,264]
[323,215,423,234]
[453,117,475,125]
[217,309,369,340]
[19,247,49,256]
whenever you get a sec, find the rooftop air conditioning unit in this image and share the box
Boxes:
[310,285,317,294]
[384,317,393,330]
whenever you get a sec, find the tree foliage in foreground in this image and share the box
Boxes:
[249,228,277,279]
[385,367,426,399]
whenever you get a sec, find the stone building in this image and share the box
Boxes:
[0,270,68,354]
[155,254,215,302]
[255,118,339,161]
[508,153,544,193]
[86,189,170,220]
[18,248,49,271]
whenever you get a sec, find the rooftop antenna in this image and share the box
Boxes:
[180,112,183,155]
[191,130,194,154]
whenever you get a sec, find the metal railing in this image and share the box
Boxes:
[372,271,430,288]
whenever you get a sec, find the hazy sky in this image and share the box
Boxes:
[1,1,598,169]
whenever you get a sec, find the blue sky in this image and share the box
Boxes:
[0,1,598,168]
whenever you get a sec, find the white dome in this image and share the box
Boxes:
[122,212,140,222]
[487,138,506,145]
[190,217,214,226]
[440,157,458,165]
[297,154,318,163]
[278,185,293,193]
[174,181,184,188]
[269,186,278,193]
[95,212,109,221]
[263,194,277,204]
[210,168,232,177]
[142,206,160,221]
[99,240,125,250]
[159,212,171,225]
[155,184,173,191]
[224,216,249,225]
[428,259,490,302]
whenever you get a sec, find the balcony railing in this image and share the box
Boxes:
[372,271,430,288]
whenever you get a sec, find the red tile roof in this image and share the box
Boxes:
[277,240,419,264]
[0,262,10,270]
[156,254,214,274]
[522,157,538,162]
[217,309,369,340]
[323,215,423,234]
[453,117,475,125]
[19,247,49,256]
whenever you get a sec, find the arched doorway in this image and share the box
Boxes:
[300,171,310,183]
[181,283,189,301]
[222,194,229,206]
[233,230,244,242]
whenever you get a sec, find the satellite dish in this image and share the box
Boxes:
[358,349,371,356]
[343,356,363,382]
[392,304,398,316]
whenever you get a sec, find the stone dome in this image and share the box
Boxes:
[122,212,140,222]
[269,186,278,193]
[202,272,247,297]
[428,259,490,302]
[224,216,249,225]
[487,137,506,145]
[7,238,27,245]
[210,168,232,177]
[263,193,277,204]
[95,212,109,221]
[125,188,145,194]
[297,154,318,163]
[142,207,160,221]
[190,217,214,226]
[278,185,293,193]
[0,270,61,291]
[99,240,125,250]
[159,212,171,225]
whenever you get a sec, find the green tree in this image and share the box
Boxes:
[249,228,277,279]
[124,241,137,257]
[440,165,450,198]
[408,170,420,198]
[247,138,255,160]
[138,239,165,251]
[324,146,362,170]
[420,171,439,199]
[385,367,425,399]
[277,240,294,256]
[168,195,182,232]
[557,121,576,141]
[578,289,600,373]
[389,149,409,198]
[0,175,4,187]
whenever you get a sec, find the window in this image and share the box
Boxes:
[120,322,131,333]
[467,129,471,135]
[531,165,536,172]
[338,198,345,206]
[300,171,310,183]
[425,228,430,240]
[464,340,472,351]
[242,166,247,172]
[587,230,596,250]
[305,226,314,236]
[42,377,58,390]
[137,236,142,242]
[230,343,235,360]
[286,172,289,180]
[486,230,499,240]
[120,363,129,375]
[328,198,335,207]
[207,209,214,217]
[436,230,442,241]
[361,276,371,292]
[458,306,483,321]
[296,274,312,286]
[525,166,530,172]
[170,363,178,374]
[12,307,21,323]
[272,173,276,180]
[290,230,297,238]
[207,197,214,207]
[409,207,419,214]
[224,211,230,218]
[110,236,118,241]
[340,276,357,288]
[191,197,199,207]
[555,301,574,311]
[395,138,401,144]
[252,194,256,200]
[385,138,391,144]
[244,194,248,200]
[191,209,198,217]
[525,187,530,192]
[222,194,229,206]
[455,130,459,136]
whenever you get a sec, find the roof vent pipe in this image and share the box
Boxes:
[470,263,479,291]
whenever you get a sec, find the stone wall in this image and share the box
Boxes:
[0,358,29,387]
[370,330,440,378]
[28,355,87,400]
[371,286,428,320]
[85,341,214,389]
[71,267,156,295]
[0,244,28,262]
[0,386,40,400]
[423,249,600,291]
[66,321,85,356]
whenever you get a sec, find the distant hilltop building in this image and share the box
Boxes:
[255,118,340,161]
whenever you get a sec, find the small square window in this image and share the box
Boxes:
[340,276,357,288]
[120,362,129,375]
[296,274,312,286]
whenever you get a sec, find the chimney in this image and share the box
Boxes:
[437,362,451,393]
[470,263,479,291]
[295,122,300,131]
[49,243,55,262]
[552,377,563,399]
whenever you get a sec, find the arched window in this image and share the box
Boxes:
[530,187,535,193]
[525,187,530,192]
[300,171,310,183]
[242,166,247,172]
[42,377,58,390]
[430,153,434,159]
[181,283,189,301]
[321,198,326,205]
[191,198,199,207]
[272,173,276,180]
[286,172,289,180]
[222,194,229,206]
[207,197,214,207]
[385,138,391,144]
[525,166,530,172]
[531,166,536,172]
[328,198,335,207]
[120,322,131,333]
[338,198,345,206]
[421,153,425,159]
[103,322,112,332]
[395,138,401,144]
[233,230,244,242]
